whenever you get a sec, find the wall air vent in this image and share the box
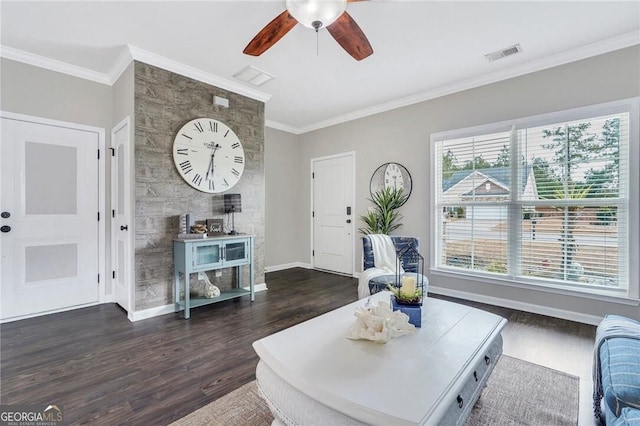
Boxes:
[485,44,523,62]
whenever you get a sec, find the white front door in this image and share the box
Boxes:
[312,153,354,275]
[111,117,133,315]
[1,115,100,320]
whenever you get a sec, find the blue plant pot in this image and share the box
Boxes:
[391,295,422,328]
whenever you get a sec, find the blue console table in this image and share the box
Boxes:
[173,235,254,319]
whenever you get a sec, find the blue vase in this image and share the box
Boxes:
[391,295,422,328]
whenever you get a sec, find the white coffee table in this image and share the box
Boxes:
[253,291,506,426]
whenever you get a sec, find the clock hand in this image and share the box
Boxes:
[206,143,221,181]
[206,154,215,181]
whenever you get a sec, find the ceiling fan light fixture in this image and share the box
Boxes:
[286,0,347,29]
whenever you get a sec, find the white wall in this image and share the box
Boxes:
[1,58,112,128]
[265,127,305,269]
[277,45,640,322]
[112,63,134,128]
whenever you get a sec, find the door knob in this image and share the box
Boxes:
[1,225,11,233]
[1,212,10,218]
[346,219,352,224]
[120,225,128,231]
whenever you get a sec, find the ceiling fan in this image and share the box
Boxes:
[243,0,373,61]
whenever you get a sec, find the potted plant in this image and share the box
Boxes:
[359,187,408,235]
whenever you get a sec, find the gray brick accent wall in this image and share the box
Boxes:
[134,61,265,311]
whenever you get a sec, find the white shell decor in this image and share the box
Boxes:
[204,282,220,299]
[347,301,416,343]
[199,272,220,299]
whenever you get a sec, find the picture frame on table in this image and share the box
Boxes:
[206,218,224,235]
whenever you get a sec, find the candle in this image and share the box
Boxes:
[401,276,416,297]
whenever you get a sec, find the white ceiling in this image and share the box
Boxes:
[1,1,639,134]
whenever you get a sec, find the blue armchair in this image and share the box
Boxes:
[361,235,424,296]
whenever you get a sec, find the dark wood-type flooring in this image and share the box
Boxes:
[1,268,597,425]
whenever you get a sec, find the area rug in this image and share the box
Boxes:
[171,355,579,426]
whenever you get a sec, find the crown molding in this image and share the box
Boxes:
[0,44,271,104]
[296,31,640,134]
[128,45,271,103]
[265,119,302,135]
[108,46,135,83]
[0,45,112,85]
[3,29,638,134]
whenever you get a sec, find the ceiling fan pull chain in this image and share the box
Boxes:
[312,20,321,56]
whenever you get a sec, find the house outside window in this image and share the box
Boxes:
[431,98,639,300]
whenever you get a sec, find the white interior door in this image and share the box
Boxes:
[111,117,132,315]
[312,153,354,275]
[1,116,100,320]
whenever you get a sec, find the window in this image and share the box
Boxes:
[431,99,639,299]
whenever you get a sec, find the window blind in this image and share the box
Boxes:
[434,107,632,294]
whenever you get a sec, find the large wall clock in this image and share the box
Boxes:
[369,162,412,206]
[172,118,245,193]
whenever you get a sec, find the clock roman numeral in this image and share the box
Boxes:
[194,121,204,133]
[181,133,192,140]
[176,148,188,155]
[192,173,203,186]
[223,178,229,187]
[231,142,240,149]
[209,180,215,191]
[179,160,193,174]
[210,121,218,132]
[234,156,243,164]
[224,130,229,138]
[231,168,240,177]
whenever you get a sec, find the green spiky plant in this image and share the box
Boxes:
[359,187,408,234]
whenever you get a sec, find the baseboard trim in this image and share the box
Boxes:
[129,304,176,322]
[429,285,603,326]
[243,283,268,292]
[129,283,268,322]
[0,301,102,324]
[265,262,312,273]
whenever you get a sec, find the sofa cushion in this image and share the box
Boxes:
[600,337,640,417]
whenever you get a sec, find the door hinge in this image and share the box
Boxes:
[312,172,314,179]
[98,273,100,283]
[109,147,115,156]
[97,149,100,160]
[112,209,115,218]
[312,211,314,218]
[112,270,116,279]
[312,250,315,256]
[97,212,100,221]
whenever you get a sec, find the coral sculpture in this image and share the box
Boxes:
[347,301,415,343]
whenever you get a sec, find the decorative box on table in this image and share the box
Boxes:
[392,243,425,327]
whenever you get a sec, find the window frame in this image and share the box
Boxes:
[430,98,640,302]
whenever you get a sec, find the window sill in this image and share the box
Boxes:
[430,267,640,306]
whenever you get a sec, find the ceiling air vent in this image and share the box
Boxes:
[233,65,275,86]
[485,44,523,62]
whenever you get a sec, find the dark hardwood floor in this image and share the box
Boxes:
[0,268,597,425]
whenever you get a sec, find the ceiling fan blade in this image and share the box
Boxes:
[326,11,373,61]
[243,10,298,56]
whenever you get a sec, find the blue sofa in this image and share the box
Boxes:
[362,235,423,295]
[593,315,640,425]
